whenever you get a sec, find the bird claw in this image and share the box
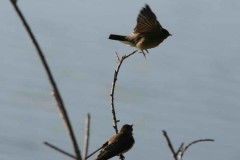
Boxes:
[139,50,149,58]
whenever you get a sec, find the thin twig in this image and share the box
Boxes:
[176,143,184,156]
[180,139,214,157]
[9,1,82,159]
[110,50,137,134]
[115,52,120,62]
[162,130,177,160]
[83,113,91,160]
[44,141,77,159]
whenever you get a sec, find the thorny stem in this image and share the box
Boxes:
[109,50,137,160]
[109,50,137,134]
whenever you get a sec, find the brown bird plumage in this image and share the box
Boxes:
[94,124,134,160]
[109,4,171,56]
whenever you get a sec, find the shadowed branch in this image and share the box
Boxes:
[44,141,76,159]
[9,1,81,159]
[162,130,178,160]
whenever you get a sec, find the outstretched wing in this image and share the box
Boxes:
[134,4,162,33]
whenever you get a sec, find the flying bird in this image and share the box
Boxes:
[109,4,171,57]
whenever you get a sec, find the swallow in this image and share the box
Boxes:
[86,124,134,160]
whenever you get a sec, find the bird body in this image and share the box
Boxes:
[109,28,169,50]
[94,124,134,160]
[109,4,171,55]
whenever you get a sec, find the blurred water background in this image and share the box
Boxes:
[0,0,240,160]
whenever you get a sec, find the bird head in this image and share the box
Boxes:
[120,124,133,135]
[162,28,172,37]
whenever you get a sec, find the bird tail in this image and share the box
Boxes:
[109,34,135,47]
[85,141,108,160]
[109,34,128,41]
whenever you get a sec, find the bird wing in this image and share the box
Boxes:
[134,5,162,34]
[96,134,134,160]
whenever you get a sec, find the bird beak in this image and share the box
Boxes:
[169,34,172,36]
[131,124,133,127]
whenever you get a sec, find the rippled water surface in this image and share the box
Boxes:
[1,0,240,160]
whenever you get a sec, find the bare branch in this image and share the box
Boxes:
[180,139,214,157]
[109,50,137,160]
[44,141,76,159]
[176,143,184,156]
[162,130,214,160]
[83,113,91,160]
[123,50,138,59]
[162,130,178,160]
[9,1,81,159]
[110,50,137,134]
[115,52,120,62]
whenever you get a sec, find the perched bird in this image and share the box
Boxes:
[109,4,171,57]
[86,124,134,160]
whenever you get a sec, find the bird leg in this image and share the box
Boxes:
[119,154,125,160]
